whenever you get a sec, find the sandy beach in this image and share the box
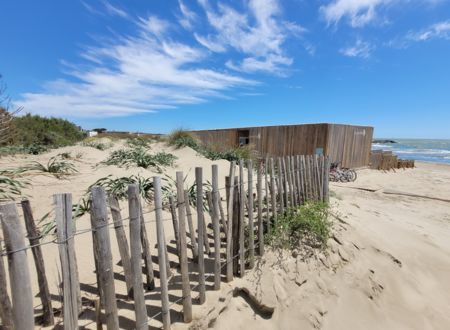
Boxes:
[1,142,450,329]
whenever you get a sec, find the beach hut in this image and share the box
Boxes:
[192,123,374,168]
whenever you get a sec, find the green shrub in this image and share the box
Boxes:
[166,129,200,150]
[81,140,113,150]
[12,113,85,146]
[126,137,152,148]
[266,201,331,250]
[0,144,49,156]
[202,144,257,162]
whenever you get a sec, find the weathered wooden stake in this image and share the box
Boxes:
[176,172,193,322]
[195,168,206,304]
[0,241,13,330]
[226,161,236,282]
[211,164,221,290]
[127,184,147,330]
[54,194,79,330]
[21,200,54,326]
[239,160,245,277]
[184,190,199,262]
[269,158,277,229]
[247,160,255,268]
[277,157,285,214]
[257,162,264,256]
[264,157,270,234]
[139,201,155,291]
[90,186,119,329]
[0,204,34,330]
[108,196,134,298]
[168,196,181,260]
[154,177,171,330]
[217,191,228,236]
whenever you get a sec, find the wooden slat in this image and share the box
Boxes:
[176,172,193,322]
[90,186,119,329]
[0,203,34,330]
[54,193,79,329]
[153,177,171,330]
[21,200,54,326]
[127,184,147,329]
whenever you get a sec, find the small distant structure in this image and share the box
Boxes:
[88,131,98,137]
[192,123,374,168]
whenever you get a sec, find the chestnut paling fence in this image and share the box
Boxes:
[0,154,330,330]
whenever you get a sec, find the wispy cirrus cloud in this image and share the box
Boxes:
[407,20,450,41]
[192,0,305,74]
[16,13,256,117]
[320,0,392,27]
[340,39,374,58]
[16,0,303,118]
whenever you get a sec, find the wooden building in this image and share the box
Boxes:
[192,123,374,168]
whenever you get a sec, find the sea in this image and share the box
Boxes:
[372,139,450,165]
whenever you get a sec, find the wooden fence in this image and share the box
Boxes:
[0,155,330,329]
[370,151,415,171]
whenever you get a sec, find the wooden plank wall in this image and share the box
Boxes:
[193,123,374,168]
[326,124,374,168]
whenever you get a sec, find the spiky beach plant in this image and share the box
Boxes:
[24,156,78,178]
[102,147,177,172]
[0,168,29,201]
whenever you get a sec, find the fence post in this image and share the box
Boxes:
[304,155,311,201]
[226,161,236,282]
[153,177,171,330]
[53,193,79,329]
[0,241,13,330]
[168,196,181,261]
[0,204,34,330]
[176,172,193,322]
[90,186,119,329]
[296,155,303,204]
[277,157,285,215]
[239,160,245,277]
[257,162,264,256]
[195,168,206,304]
[108,196,134,298]
[21,200,54,326]
[269,158,277,229]
[138,201,155,291]
[217,191,228,236]
[324,156,330,203]
[127,184,147,329]
[184,190,199,262]
[264,157,270,235]
[247,160,255,268]
[211,165,221,290]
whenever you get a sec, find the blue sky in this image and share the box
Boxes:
[1,0,449,138]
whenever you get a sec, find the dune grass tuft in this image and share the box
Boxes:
[266,201,332,250]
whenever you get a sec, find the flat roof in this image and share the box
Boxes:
[192,122,373,132]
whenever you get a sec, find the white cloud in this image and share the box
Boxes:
[16,15,256,118]
[178,0,198,30]
[340,39,374,58]
[102,1,129,19]
[194,0,304,73]
[320,0,391,27]
[407,20,450,41]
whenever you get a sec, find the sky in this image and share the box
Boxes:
[1,0,450,138]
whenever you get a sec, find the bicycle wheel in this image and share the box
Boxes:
[347,169,357,182]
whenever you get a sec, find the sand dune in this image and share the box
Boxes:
[1,141,449,329]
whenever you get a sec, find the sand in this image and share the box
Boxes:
[1,142,450,329]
